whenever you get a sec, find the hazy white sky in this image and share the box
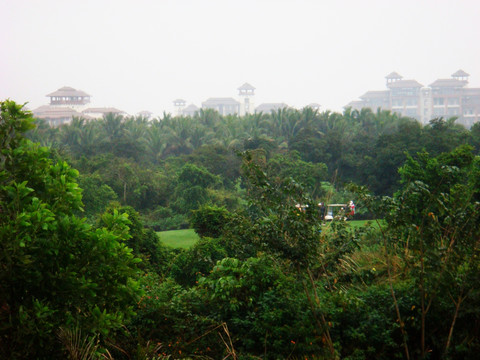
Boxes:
[1,0,479,116]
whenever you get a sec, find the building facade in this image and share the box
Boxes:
[346,70,480,127]
[175,83,257,117]
[201,97,241,116]
[33,86,92,126]
[237,83,255,116]
[33,86,126,126]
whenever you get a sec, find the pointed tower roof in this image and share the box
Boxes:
[46,86,90,97]
[385,71,403,80]
[237,83,256,91]
[451,69,469,78]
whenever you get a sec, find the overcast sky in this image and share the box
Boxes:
[1,0,479,116]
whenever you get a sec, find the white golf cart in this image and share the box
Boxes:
[324,201,355,221]
[324,204,347,221]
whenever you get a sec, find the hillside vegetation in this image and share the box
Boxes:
[1,100,479,359]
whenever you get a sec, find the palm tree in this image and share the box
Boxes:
[162,117,195,157]
[77,121,99,156]
[214,115,246,149]
[59,116,87,155]
[100,113,125,142]
[241,112,269,139]
[195,108,221,129]
[145,123,166,164]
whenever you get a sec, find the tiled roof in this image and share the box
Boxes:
[360,90,389,99]
[184,104,199,111]
[387,79,423,88]
[429,79,467,87]
[137,110,153,117]
[46,86,90,97]
[82,107,125,114]
[202,97,240,106]
[385,71,403,79]
[451,69,470,77]
[33,105,87,119]
[237,83,256,91]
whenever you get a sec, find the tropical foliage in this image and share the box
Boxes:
[2,99,480,359]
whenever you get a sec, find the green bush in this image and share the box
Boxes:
[190,204,232,238]
[170,237,228,287]
[0,101,142,358]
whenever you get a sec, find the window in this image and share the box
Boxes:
[392,99,403,107]
[447,98,459,105]
[406,98,418,106]
[433,97,444,106]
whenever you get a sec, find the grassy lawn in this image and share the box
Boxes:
[157,220,382,249]
[348,219,384,228]
[157,229,199,249]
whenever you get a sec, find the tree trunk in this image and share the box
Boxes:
[445,294,464,356]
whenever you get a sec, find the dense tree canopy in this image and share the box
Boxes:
[0,101,142,358]
[3,98,480,359]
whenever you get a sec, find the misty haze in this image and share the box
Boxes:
[1,1,480,359]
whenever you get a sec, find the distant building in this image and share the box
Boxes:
[136,110,154,119]
[175,83,254,117]
[175,84,319,117]
[183,104,200,117]
[173,99,186,116]
[33,86,92,126]
[82,107,126,119]
[33,86,127,126]
[255,103,289,113]
[46,86,91,110]
[237,83,256,116]
[346,70,480,127]
[202,97,241,116]
[32,105,89,127]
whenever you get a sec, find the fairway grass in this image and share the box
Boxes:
[157,220,381,249]
[348,219,384,228]
[157,229,200,249]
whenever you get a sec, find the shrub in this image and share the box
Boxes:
[190,205,232,238]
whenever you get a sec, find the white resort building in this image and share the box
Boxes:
[174,83,300,117]
[346,70,480,127]
[33,86,126,126]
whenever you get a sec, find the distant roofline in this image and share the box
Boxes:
[46,86,91,97]
[385,71,403,79]
[451,69,470,77]
[429,78,467,87]
[387,79,423,88]
[237,82,256,91]
[202,97,240,105]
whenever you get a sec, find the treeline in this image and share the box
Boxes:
[2,101,480,359]
[28,107,480,228]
